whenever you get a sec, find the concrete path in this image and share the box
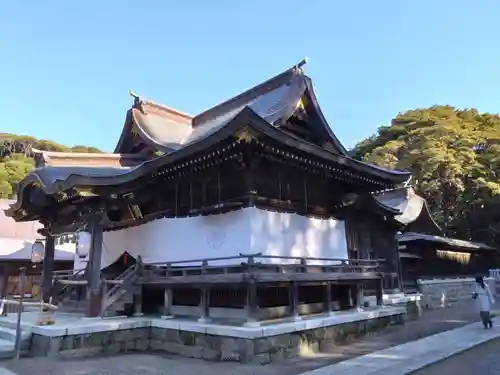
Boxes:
[300,318,500,375]
[0,368,16,375]
[410,337,500,375]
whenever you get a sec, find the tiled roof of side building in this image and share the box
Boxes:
[0,199,41,239]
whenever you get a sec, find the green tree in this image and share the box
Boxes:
[0,133,102,199]
[353,105,500,245]
[0,164,12,198]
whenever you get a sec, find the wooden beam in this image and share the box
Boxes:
[137,271,382,285]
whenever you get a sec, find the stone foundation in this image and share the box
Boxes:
[418,277,495,309]
[26,308,405,363]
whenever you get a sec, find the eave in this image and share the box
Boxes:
[398,232,498,252]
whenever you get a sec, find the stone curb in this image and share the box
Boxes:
[300,318,500,375]
[0,367,17,375]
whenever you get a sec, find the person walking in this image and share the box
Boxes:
[473,276,495,329]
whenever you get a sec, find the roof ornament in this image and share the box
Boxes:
[294,57,308,74]
[403,175,412,187]
[129,90,141,107]
[30,147,46,168]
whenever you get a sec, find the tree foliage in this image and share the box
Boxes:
[0,133,102,199]
[353,105,500,246]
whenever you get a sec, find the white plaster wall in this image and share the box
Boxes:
[75,207,349,270]
[248,208,348,264]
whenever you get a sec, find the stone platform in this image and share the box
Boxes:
[0,306,405,363]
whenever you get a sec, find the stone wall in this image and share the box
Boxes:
[418,277,495,309]
[28,313,404,364]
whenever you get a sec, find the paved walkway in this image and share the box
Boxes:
[410,337,500,375]
[0,302,492,375]
[301,318,500,375]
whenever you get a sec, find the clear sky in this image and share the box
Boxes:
[1,1,499,152]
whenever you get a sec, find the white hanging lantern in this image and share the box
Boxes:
[31,240,45,264]
[76,232,91,258]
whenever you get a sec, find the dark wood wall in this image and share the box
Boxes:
[401,241,500,282]
[346,217,399,269]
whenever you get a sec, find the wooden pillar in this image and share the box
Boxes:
[289,281,301,321]
[394,236,404,293]
[133,286,143,316]
[355,283,364,309]
[85,216,104,318]
[376,277,384,306]
[161,287,173,319]
[244,279,259,326]
[198,286,210,323]
[42,235,55,304]
[0,264,10,298]
[350,284,363,309]
[324,281,333,314]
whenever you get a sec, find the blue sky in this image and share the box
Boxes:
[1,1,499,152]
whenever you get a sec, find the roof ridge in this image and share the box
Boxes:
[192,59,308,127]
[139,99,193,120]
[129,92,193,120]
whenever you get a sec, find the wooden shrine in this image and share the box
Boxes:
[4,60,413,323]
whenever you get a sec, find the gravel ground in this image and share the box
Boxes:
[2,301,483,375]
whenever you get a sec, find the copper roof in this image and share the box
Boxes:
[32,149,147,168]
[374,187,442,234]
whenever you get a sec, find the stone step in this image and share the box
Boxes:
[0,338,14,359]
[0,319,32,332]
[0,326,30,342]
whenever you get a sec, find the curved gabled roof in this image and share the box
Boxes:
[114,60,350,156]
[7,107,411,221]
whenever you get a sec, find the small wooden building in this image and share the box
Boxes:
[0,199,75,297]
[397,232,499,288]
[374,188,500,290]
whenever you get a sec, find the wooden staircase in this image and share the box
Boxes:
[51,264,139,317]
[52,269,88,313]
[101,264,139,317]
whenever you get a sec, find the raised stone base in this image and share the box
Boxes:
[418,277,495,309]
[365,293,422,321]
[25,307,405,363]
